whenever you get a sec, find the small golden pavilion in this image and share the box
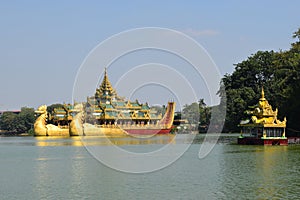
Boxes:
[238,87,287,145]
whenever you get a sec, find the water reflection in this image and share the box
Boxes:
[34,147,52,199]
[1,136,300,199]
[256,146,288,199]
[34,135,177,147]
[218,145,298,199]
[35,136,83,147]
[33,144,92,199]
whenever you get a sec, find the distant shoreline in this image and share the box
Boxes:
[0,131,31,137]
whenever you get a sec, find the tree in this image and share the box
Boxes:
[198,99,211,132]
[0,107,35,134]
[47,103,65,113]
[182,102,199,125]
[220,51,276,132]
[150,105,166,116]
[0,112,18,132]
[18,107,35,133]
[178,99,212,132]
[291,27,300,51]
[220,28,300,134]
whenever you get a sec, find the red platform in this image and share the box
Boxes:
[238,137,288,145]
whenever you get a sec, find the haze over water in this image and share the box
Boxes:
[0,135,299,200]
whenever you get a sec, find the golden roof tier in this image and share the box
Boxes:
[94,68,121,104]
[242,87,287,128]
[83,69,175,135]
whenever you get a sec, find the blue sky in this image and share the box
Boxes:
[0,1,299,110]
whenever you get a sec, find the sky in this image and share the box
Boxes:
[0,0,299,110]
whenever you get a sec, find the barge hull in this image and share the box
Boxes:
[124,128,171,135]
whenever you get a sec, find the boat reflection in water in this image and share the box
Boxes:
[34,134,177,147]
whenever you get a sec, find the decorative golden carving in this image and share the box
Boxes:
[243,87,286,127]
[34,105,48,136]
[69,103,84,136]
[34,105,70,136]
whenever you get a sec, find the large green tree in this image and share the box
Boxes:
[221,51,277,132]
[220,28,300,134]
[0,107,35,134]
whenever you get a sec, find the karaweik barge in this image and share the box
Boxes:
[34,68,175,136]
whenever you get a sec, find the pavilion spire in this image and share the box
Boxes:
[260,86,266,100]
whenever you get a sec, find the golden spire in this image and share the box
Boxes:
[260,86,266,100]
[100,68,113,91]
[95,68,117,100]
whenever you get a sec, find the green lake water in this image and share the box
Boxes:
[0,134,299,200]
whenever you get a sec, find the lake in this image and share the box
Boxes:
[0,134,299,200]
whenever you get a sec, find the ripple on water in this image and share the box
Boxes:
[0,136,300,199]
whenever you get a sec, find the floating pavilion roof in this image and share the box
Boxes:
[240,87,287,128]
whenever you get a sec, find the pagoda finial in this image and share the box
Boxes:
[102,67,110,89]
[104,67,107,76]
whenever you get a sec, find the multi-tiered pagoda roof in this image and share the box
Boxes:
[86,68,162,124]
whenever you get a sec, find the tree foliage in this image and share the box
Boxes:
[47,103,64,114]
[0,107,35,134]
[180,99,211,132]
[220,28,300,134]
[150,105,166,116]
